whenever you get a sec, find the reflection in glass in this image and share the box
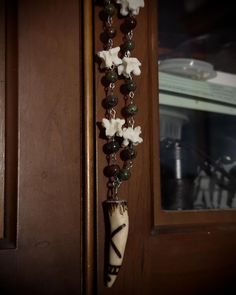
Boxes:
[160,106,236,210]
[158,0,236,75]
[158,0,236,210]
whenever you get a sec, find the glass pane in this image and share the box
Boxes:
[158,0,236,211]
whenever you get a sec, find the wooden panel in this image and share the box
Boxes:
[0,0,18,248]
[83,1,96,294]
[0,0,82,293]
[0,0,6,238]
[17,0,82,292]
[4,0,18,247]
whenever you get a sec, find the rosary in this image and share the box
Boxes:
[97,0,144,287]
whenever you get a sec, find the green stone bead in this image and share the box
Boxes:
[124,103,138,116]
[104,4,116,16]
[118,168,131,181]
[122,40,135,52]
[120,148,137,161]
[103,95,118,109]
[125,80,136,92]
[105,71,118,83]
[103,141,120,155]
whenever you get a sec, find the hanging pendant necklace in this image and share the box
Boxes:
[97,0,144,288]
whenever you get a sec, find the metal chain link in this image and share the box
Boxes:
[125,51,131,58]
[113,177,122,198]
[109,82,115,89]
[128,117,135,128]
[127,30,133,40]
[129,91,135,99]
[109,108,116,119]
[107,38,113,49]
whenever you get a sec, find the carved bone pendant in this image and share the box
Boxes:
[104,199,129,287]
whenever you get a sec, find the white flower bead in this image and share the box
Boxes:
[117,57,141,78]
[102,118,126,138]
[128,0,145,15]
[97,47,122,69]
[122,126,143,146]
[116,0,145,16]
[116,0,129,16]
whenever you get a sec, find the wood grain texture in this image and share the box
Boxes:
[0,0,5,238]
[83,0,96,294]
[95,1,236,294]
[3,0,18,247]
[0,0,18,246]
[0,0,82,293]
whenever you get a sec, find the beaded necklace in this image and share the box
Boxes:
[97,0,144,287]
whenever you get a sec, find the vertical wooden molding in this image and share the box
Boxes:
[83,1,95,294]
[0,0,6,238]
[0,0,18,248]
[5,0,18,247]
[148,0,162,229]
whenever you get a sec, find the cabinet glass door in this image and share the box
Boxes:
[158,0,236,211]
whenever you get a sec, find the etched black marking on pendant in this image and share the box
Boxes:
[107,201,128,216]
[110,223,126,258]
[108,264,121,275]
[107,265,121,284]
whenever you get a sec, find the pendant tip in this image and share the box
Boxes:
[104,199,129,288]
[106,274,117,288]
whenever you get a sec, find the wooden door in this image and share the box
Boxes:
[0,1,83,294]
[94,1,236,295]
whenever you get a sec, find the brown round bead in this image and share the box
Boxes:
[106,26,117,38]
[120,148,137,161]
[125,16,137,30]
[104,164,120,177]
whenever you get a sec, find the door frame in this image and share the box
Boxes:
[83,1,96,295]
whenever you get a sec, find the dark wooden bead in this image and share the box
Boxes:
[104,4,116,16]
[118,168,131,181]
[103,141,120,155]
[105,71,118,83]
[106,26,117,38]
[102,95,118,109]
[125,80,136,92]
[122,40,135,52]
[124,103,138,116]
[104,164,120,177]
[120,148,137,161]
[125,16,137,30]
